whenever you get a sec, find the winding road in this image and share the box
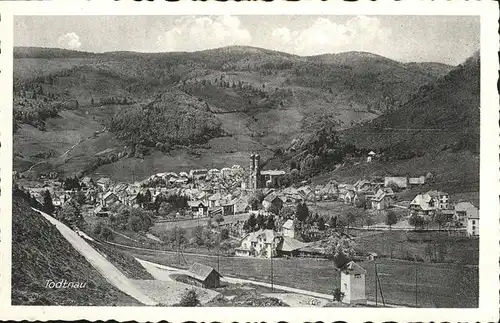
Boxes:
[32,208,158,306]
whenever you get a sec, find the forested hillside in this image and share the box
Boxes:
[13,46,453,179]
[264,52,479,191]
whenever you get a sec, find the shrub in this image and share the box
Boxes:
[332,288,345,302]
[178,289,200,307]
[93,221,114,241]
[220,228,230,241]
[127,215,143,232]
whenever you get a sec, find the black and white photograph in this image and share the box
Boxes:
[3,6,496,319]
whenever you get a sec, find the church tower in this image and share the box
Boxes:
[249,154,261,190]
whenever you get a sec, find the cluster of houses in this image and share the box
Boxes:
[409,192,479,236]
[23,153,479,239]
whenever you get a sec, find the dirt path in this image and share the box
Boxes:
[25,160,47,172]
[60,127,107,158]
[134,258,403,308]
[33,208,157,306]
[133,258,219,305]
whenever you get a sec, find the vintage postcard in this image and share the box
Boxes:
[0,0,498,322]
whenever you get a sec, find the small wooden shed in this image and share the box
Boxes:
[187,263,222,288]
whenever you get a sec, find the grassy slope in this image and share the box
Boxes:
[312,53,480,193]
[12,195,140,306]
[117,245,477,308]
[87,240,154,280]
[14,108,126,178]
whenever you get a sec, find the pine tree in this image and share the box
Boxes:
[43,190,55,214]
[296,202,309,222]
[247,213,257,231]
[144,189,152,203]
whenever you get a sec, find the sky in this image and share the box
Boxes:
[14,15,480,65]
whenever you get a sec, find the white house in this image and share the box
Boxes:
[466,208,479,236]
[102,191,119,207]
[426,190,450,210]
[370,189,394,210]
[340,261,367,305]
[282,219,295,238]
[262,193,284,213]
[367,151,376,163]
[96,177,112,192]
[232,197,250,214]
[343,190,356,205]
[409,193,436,218]
[454,201,478,226]
[235,229,282,258]
[188,200,208,217]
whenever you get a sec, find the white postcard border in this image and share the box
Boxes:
[0,1,498,322]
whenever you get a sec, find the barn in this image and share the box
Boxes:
[187,263,222,288]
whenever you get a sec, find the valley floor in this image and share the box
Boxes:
[110,240,478,308]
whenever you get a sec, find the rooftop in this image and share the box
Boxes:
[341,261,367,275]
[260,170,286,176]
[188,262,221,281]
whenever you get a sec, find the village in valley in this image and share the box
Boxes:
[11,15,481,309]
[14,148,480,307]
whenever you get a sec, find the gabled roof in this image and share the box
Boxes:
[279,236,307,252]
[282,187,298,195]
[426,190,448,197]
[467,208,479,219]
[371,190,387,202]
[382,187,394,195]
[341,261,366,275]
[355,180,372,188]
[409,176,425,184]
[188,200,207,208]
[282,219,294,230]
[258,229,282,242]
[345,190,356,198]
[188,262,221,281]
[262,188,276,196]
[344,184,356,192]
[410,194,432,206]
[314,184,325,191]
[97,177,111,184]
[455,201,477,211]
[243,229,281,244]
[260,169,286,176]
[114,183,127,192]
[297,185,311,193]
[103,191,117,200]
[263,192,279,203]
[208,192,222,201]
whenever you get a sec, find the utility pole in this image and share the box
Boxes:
[377,271,385,307]
[415,262,418,307]
[217,233,220,272]
[177,230,180,265]
[375,263,378,307]
[271,252,274,292]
